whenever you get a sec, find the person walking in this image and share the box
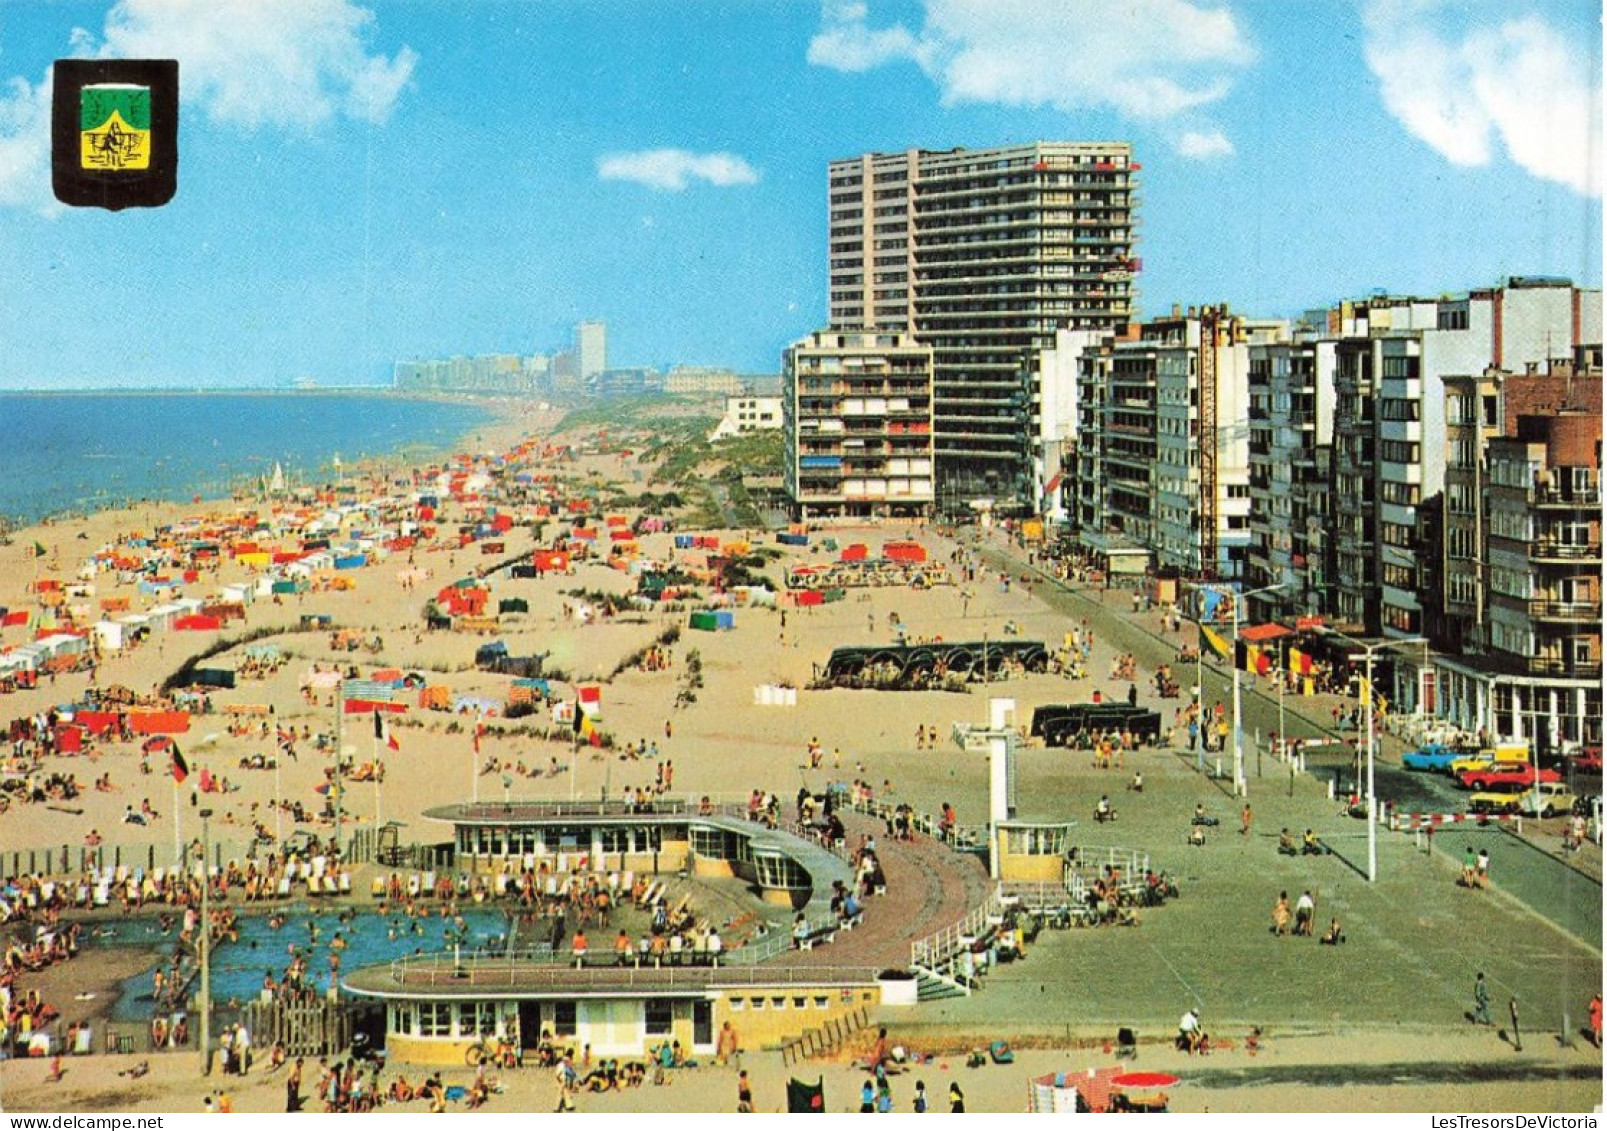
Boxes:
[1472,972,1492,1025]
[736,1069,753,1113]
[912,1080,928,1112]
[1509,997,1522,1052]
[1240,804,1252,837]
[948,1081,965,1113]
[1589,993,1602,1049]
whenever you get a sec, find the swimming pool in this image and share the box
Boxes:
[95,906,530,1021]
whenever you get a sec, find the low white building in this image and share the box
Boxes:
[709,394,783,441]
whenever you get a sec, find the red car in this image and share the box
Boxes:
[1457,762,1562,792]
[1572,747,1603,773]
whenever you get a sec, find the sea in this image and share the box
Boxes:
[0,391,499,528]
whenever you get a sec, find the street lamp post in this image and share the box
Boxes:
[1325,633,1429,883]
[1185,581,1285,797]
[198,807,213,1076]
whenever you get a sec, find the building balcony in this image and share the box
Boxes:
[1527,598,1602,622]
[1532,484,1601,508]
[1531,540,1602,563]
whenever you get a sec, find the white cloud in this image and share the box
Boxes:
[0,0,415,215]
[0,74,59,215]
[97,0,417,129]
[1177,128,1233,159]
[1362,1,1600,197]
[808,0,1253,131]
[597,149,760,191]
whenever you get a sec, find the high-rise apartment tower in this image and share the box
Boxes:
[827,142,1139,512]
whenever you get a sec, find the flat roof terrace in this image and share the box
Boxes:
[345,805,992,998]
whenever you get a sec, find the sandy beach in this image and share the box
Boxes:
[1,396,1599,1115]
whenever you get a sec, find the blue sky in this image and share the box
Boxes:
[0,0,1599,388]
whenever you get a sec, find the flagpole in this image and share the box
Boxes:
[373,724,383,833]
[334,683,344,859]
[274,758,282,847]
[173,772,181,865]
[472,713,480,804]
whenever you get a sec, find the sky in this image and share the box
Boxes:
[0,0,1599,388]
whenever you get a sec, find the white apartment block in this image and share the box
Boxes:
[783,329,935,519]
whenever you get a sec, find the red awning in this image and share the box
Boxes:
[1241,623,1293,643]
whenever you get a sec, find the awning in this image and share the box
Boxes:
[1241,623,1293,643]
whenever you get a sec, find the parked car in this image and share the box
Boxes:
[1401,743,1471,773]
[1571,747,1603,774]
[1457,763,1561,792]
[1514,783,1579,819]
[1468,792,1524,817]
[1448,743,1532,778]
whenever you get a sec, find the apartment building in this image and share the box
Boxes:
[1326,278,1600,641]
[782,329,935,519]
[1072,308,1263,578]
[1433,359,1602,746]
[826,142,1138,512]
[1245,332,1338,623]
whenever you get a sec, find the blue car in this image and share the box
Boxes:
[1400,743,1465,772]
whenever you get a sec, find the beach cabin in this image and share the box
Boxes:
[92,620,125,653]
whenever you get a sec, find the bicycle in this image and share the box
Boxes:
[464,1032,515,1068]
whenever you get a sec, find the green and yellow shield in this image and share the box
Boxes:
[79,83,151,171]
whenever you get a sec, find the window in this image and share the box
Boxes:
[417,1003,452,1038]
[392,1004,413,1036]
[645,1000,674,1037]
[552,1002,577,1037]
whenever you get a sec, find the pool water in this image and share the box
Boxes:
[95,906,525,1021]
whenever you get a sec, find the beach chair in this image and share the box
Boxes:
[422,871,436,895]
[276,876,291,899]
[371,878,385,898]
[1115,1028,1138,1060]
[93,884,109,908]
[338,873,351,894]
[407,875,421,898]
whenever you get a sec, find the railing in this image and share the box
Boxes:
[377,951,879,991]
[909,889,1006,976]
[1532,484,1599,506]
[1530,541,1600,561]
[1066,844,1152,879]
[1527,599,1600,620]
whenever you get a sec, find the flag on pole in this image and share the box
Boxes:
[579,712,600,747]
[374,709,399,752]
[472,719,484,756]
[170,743,189,784]
[1200,623,1232,660]
[277,727,297,761]
[32,541,47,559]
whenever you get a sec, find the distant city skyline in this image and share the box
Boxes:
[0,1,1598,389]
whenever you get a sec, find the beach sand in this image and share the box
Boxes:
[1,398,1600,1115]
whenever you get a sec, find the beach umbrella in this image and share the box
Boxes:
[142,736,174,753]
[1111,1072,1180,1089]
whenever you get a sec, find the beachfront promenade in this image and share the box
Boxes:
[0,411,1599,1112]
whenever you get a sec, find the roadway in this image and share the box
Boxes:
[968,530,1602,954]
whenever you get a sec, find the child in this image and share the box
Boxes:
[912,1080,928,1113]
